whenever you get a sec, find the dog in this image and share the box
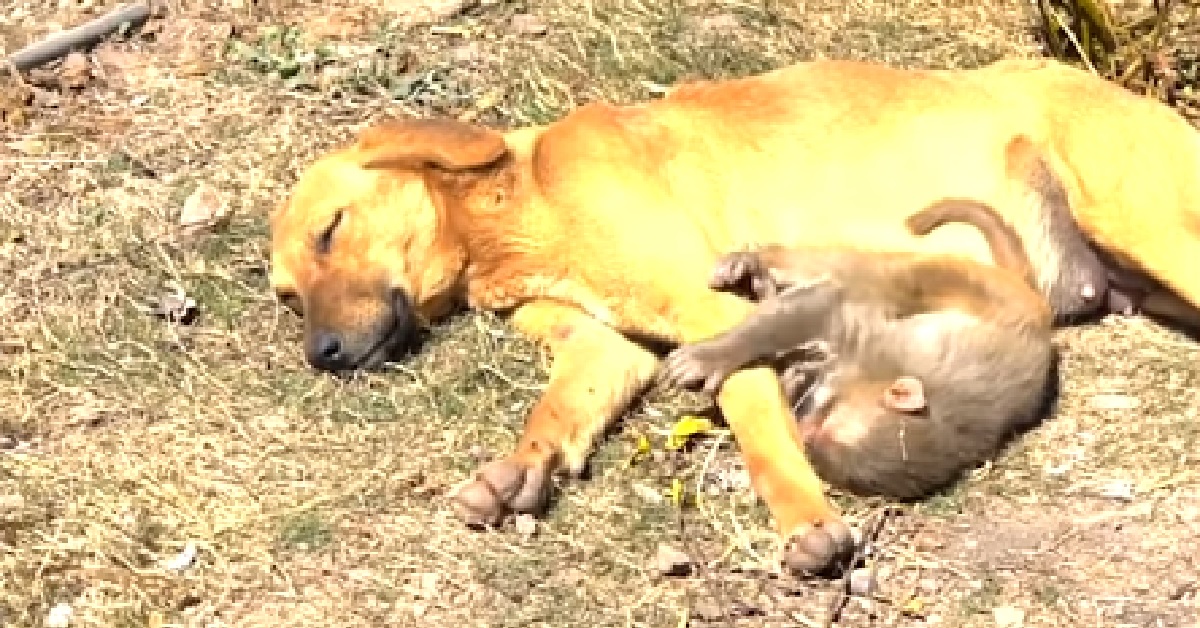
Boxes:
[268,58,1200,574]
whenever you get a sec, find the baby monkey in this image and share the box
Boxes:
[657,200,1057,500]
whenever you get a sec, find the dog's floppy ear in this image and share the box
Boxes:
[358,118,508,171]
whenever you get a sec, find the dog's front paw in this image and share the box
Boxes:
[782,519,856,577]
[448,458,551,528]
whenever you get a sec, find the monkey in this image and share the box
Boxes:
[655,199,1060,500]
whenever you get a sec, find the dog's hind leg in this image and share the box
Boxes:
[448,299,659,527]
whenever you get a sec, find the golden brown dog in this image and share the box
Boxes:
[269,58,1200,574]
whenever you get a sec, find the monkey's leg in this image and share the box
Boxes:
[449,299,659,527]
[669,286,854,575]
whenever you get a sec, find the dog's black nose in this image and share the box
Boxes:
[306,331,346,371]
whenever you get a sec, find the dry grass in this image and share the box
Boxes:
[1,0,1198,626]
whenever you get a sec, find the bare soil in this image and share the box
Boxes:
[1,1,1197,626]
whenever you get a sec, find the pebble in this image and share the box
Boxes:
[652,543,694,577]
[849,567,877,596]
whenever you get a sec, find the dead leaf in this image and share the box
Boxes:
[382,0,479,26]
[510,14,548,36]
[0,74,33,129]
[152,288,199,325]
[179,183,230,236]
[58,52,92,90]
[94,45,158,86]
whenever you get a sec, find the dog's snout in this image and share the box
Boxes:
[307,331,348,371]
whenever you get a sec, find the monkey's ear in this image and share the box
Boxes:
[358,118,509,172]
[884,376,927,413]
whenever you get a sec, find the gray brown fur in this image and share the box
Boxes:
[1006,137,1151,321]
[657,201,1057,500]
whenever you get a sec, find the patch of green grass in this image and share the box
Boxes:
[278,511,334,550]
[957,572,1004,616]
[913,486,969,518]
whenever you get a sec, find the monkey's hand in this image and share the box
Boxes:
[710,251,777,301]
[657,340,745,395]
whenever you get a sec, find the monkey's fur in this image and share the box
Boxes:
[657,200,1059,500]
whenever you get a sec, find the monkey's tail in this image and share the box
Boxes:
[905,199,1036,286]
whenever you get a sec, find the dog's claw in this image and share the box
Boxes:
[449,459,550,528]
[782,519,855,576]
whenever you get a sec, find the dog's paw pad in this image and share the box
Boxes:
[782,519,855,576]
[448,459,549,528]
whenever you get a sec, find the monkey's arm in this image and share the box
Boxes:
[709,245,856,301]
[657,280,843,394]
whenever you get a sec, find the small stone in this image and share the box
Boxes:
[513,513,537,537]
[46,603,72,628]
[849,567,877,596]
[652,543,694,577]
[992,605,1025,627]
[1099,479,1135,502]
[632,482,663,504]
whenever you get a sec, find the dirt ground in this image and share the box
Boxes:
[1,0,1198,626]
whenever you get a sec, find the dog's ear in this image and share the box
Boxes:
[358,118,508,172]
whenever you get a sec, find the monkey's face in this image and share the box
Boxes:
[797,375,927,449]
[799,373,971,501]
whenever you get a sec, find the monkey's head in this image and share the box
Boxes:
[796,375,992,501]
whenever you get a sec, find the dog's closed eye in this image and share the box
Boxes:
[276,290,304,315]
[314,209,345,255]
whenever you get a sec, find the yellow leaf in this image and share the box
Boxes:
[626,432,653,468]
[901,596,927,616]
[669,478,685,507]
[665,416,714,450]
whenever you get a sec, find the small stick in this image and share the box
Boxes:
[6,3,151,72]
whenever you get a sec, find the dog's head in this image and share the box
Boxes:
[269,119,509,372]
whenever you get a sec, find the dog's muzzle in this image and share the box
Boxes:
[304,289,420,372]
